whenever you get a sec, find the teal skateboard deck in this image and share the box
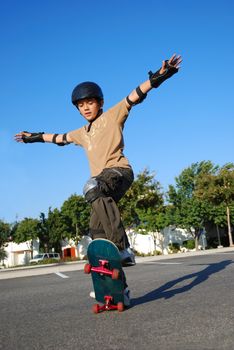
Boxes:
[84,239,125,313]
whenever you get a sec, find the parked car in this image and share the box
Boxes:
[29,253,60,264]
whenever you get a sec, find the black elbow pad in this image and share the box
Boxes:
[126,86,147,106]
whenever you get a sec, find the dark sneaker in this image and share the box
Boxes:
[123,287,131,307]
[119,247,136,266]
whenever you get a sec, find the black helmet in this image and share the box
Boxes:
[71,81,104,106]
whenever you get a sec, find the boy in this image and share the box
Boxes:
[15,54,182,305]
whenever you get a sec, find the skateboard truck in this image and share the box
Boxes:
[92,296,124,314]
[84,260,120,280]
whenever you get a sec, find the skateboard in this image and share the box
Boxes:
[84,238,125,313]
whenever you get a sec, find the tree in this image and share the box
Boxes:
[0,220,10,246]
[43,208,72,252]
[13,218,41,257]
[0,220,10,262]
[119,169,164,231]
[38,212,50,252]
[195,163,234,246]
[14,218,40,243]
[0,220,10,261]
[38,208,73,252]
[166,161,217,249]
[0,247,7,262]
[61,194,91,242]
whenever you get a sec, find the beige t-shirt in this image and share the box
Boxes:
[68,99,131,177]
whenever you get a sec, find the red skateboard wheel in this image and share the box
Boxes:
[117,302,124,312]
[112,268,120,280]
[84,263,91,274]
[92,304,100,314]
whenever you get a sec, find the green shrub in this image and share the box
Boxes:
[154,250,162,255]
[133,250,162,257]
[38,258,60,264]
[168,242,180,253]
[59,257,81,262]
[183,240,195,250]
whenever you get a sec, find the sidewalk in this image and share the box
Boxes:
[135,245,234,263]
[1,246,234,280]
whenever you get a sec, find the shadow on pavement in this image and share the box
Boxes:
[131,259,233,308]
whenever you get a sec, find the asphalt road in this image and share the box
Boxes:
[0,250,234,350]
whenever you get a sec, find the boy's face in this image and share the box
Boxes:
[77,98,103,122]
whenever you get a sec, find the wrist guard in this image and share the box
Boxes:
[22,131,45,143]
[148,60,178,88]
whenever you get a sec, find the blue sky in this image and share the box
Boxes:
[1,0,234,223]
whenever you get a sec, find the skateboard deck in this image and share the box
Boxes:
[84,238,125,313]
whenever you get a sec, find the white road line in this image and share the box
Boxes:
[145,262,182,265]
[55,272,69,278]
[157,262,182,265]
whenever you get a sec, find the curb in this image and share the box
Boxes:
[134,246,234,263]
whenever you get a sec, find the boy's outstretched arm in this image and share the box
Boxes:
[14,131,73,145]
[126,53,182,108]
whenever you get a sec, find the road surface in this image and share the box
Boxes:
[0,249,234,350]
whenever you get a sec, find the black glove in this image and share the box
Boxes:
[148,60,178,88]
[22,131,45,143]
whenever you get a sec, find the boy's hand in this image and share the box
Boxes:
[14,131,32,143]
[14,131,45,143]
[159,54,182,74]
[148,53,182,88]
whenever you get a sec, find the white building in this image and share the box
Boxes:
[1,239,39,268]
[1,227,199,267]
[127,226,194,255]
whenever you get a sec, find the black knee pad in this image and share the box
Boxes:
[83,177,106,203]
